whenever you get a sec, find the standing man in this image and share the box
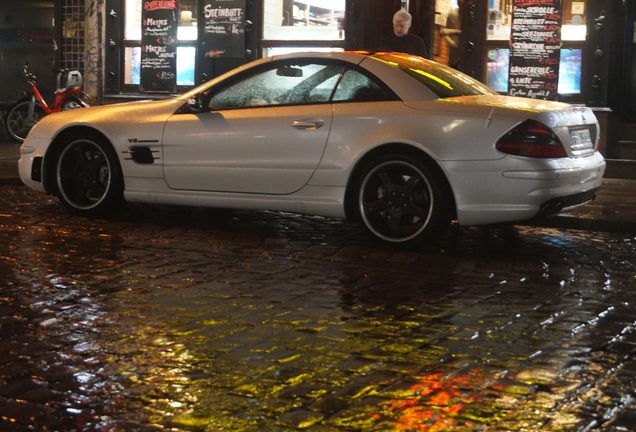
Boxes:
[441,5,462,69]
[379,9,428,58]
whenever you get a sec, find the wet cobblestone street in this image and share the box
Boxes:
[1,184,635,431]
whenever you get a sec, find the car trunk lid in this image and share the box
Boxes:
[408,95,599,158]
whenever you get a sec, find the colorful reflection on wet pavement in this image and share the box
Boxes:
[1,185,635,431]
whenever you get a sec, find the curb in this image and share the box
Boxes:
[0,178,22,186]
[0,160,19,186]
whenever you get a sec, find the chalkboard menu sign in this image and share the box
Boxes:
[140,0,177,92]
[508,0,561,100]
[203,0,246,58]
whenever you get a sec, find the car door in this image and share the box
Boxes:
[162,60,344,195]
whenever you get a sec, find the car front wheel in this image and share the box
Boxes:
[54,135,123,215]
[353,154,451,247]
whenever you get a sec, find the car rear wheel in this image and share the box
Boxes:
[54,135,123,215]
[353,153,451,247]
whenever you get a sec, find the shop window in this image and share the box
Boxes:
[125,0,142,40]
[483,1,586,100]
[60,0,86,71]
[126,0,198,41]
[177,46,196,85]
[263,46,343,57]
[123,0,198,92]
[485,48,583,95]
[263,0,345,41]
[177,0,198,40]
[486,0,586,41]
[124,45,196,86]
[486,0,512,41]
[558,48,582,93]
[486,48,509,93]
[124,46,141,85]
[562,0,586,41]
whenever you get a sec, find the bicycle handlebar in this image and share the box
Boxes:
[22,63,36,82]
[22,63,81,86]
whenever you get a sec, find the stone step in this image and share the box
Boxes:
[604,159,636,180]
[610,121,636,140]
[611,140,636,160]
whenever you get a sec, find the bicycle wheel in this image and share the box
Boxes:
[5,100,47,143]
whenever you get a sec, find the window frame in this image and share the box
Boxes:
[120,0,199,94]
[485,0,588,43]
[196,58,398,111]
[260,1,347,57]
[481,0,588,103]
[483,39,586,103]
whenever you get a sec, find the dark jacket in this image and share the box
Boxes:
[379,33,428,58]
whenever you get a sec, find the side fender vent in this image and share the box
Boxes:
[32,156,43,182]
[126,146,157,164]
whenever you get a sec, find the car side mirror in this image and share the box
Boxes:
[186,94,207,113]
[277,66,303,77]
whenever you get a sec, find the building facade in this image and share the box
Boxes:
[1,0,634,164]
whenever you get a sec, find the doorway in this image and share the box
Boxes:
[0,1,56,107]
[433,0,462,69]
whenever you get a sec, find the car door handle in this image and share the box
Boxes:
[292,118,324,131]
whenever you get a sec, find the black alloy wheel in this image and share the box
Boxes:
[54,135,123,215]
[354,153,451,247]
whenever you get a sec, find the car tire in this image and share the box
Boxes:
[353,153,451,248]
[54,134,124,216]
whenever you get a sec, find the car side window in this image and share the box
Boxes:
[332,69,394,102]
[208,61,344,109]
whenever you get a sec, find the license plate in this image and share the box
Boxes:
[569,128,594,156]
[570,128,592,147]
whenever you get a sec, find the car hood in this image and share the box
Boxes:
[27,98,182,139]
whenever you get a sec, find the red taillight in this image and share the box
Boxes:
[496,120,566,158]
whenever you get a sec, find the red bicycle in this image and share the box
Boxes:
[5,63,89,143]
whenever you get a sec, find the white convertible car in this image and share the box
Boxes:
[19,51,605,247]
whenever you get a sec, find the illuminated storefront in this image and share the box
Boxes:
[432,0,589,103]
[95,0,636,160]
[104,0,347,96]
[428,0,635,160]
[104,1,621,103]
[483,0,587,101]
